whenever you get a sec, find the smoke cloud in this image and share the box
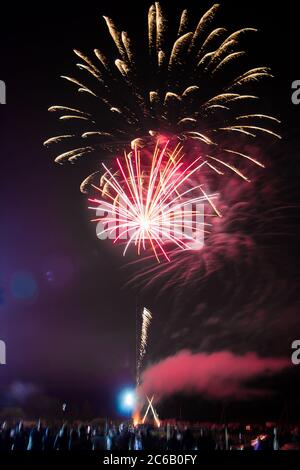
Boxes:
[140,350,289,399]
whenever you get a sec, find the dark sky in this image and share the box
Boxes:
[0,0,300,420]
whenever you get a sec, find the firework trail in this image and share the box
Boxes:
[44,3,280,190]
[136,307,152,386]
[88,141,220,262]
[135,307,161,428]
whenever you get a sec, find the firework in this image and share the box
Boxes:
[45,3,280,189]
[88,141,219,262]
[137,307,152,386]
[142,395,160,427]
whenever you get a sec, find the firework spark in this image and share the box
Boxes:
[88,141,219,262]
[45,3,280,190]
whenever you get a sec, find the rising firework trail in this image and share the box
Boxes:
[44,3,280,190]
[88,141,220,262]
[137,307,152,386]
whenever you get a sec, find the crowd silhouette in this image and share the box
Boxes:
[0,420,300,451]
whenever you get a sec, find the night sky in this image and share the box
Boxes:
[0,0,300,421]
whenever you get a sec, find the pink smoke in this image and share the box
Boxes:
[140,350,289,399]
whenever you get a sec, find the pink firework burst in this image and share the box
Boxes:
[88,141,221,262]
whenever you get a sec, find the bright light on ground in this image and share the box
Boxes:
[118,388,136,414]
[123,391,135,408]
